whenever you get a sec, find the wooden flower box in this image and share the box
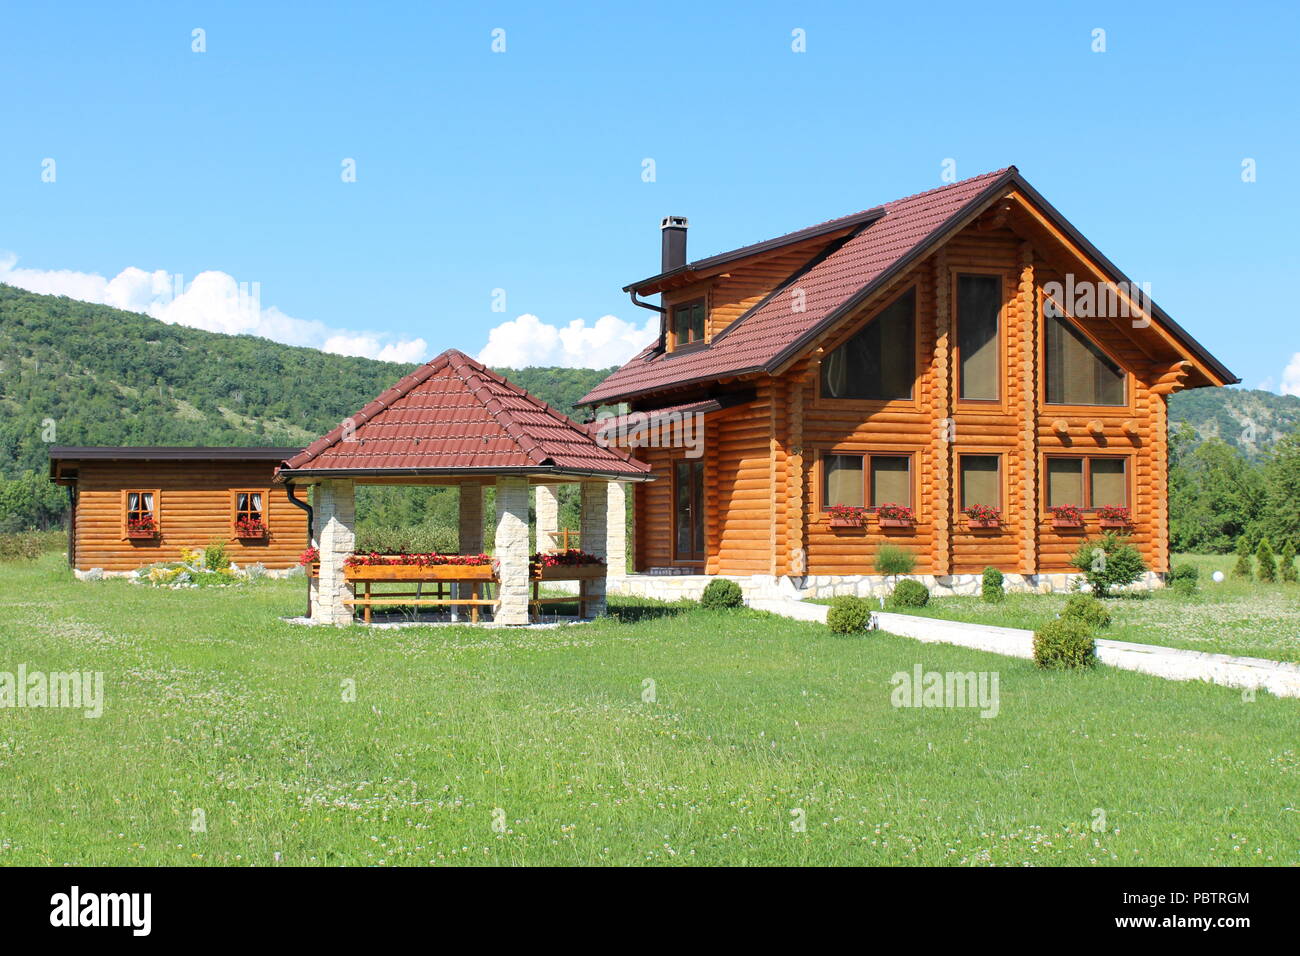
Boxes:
[1099,518,1131,529]
[235,527,268,540]
[1051,518,1084,530]
[127,529,159,540]
[966,518,1001,530]
[533,563,606,581]
[828,516,865,529]
[878,518,914,529]
[345,564,496,582]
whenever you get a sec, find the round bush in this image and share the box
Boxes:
[826,596,873,633]
[1062,593,1111,629]
[1169,563,1199,597]
[888,579,930,608]
[981,566,1005,603]
[700,578,743,610]
[1033,618,1097,669]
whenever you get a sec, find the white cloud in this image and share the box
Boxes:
[478,312,657,369]
[0,252,428,363]
[1281,352,1300,397]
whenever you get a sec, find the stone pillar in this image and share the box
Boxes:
[459,482,484,553]
[580,481,609,617]
[494,476,530,625]
[311,479,356,626]
[535,483,560,552]
[605,481,628,583]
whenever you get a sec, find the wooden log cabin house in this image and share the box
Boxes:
[48,447,309,575]
[580,168,1238,599]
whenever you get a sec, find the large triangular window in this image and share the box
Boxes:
[820,287,916,401]
[1044,313,1127,406]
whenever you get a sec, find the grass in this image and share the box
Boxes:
[0,551,1297,866]
[870,554,1300,664]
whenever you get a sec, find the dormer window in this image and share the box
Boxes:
[672,298,706,348]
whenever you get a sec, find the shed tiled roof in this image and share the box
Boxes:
[279,349,652,480]
[580,169,1014,406]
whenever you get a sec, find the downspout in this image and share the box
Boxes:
[285,483,314,618]
[629,290,669,357]
[65,484,76,570]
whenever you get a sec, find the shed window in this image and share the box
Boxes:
[822,453,913,509]
[126,491,156,527]
[960,455,1001,509]
[1044,313,1126,405]
[821,288,916,401]
[1046,457,1128,509]
[957,275,1001,401]
[235,491,265,522]
[672,299,706,347]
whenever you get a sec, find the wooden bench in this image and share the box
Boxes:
[343,564,497,624]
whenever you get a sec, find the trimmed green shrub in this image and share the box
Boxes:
[1063,593,1111,629]
[1068,532,1147,597]
[1033,618,1097,669]
[981,566,1005,603]
[1280,540,1297,583]
[888,579,930,608]
[203,539,231,571]
[874,543,916,578]
[1256,538,1277,583]
[1232,537,1253,579]
[1169,562,1199,597]
[700,578,744,610]
[826,596,873,634]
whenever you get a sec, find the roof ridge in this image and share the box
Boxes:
[879,166,1015,209]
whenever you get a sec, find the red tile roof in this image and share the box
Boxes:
[279,350,653,480]
[580,169,1015,406]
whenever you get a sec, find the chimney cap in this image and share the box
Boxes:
[660,215,689,230]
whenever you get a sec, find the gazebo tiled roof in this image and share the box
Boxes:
[277,349,653,481]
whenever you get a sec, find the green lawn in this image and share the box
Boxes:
[0,552,1296,866]
[878,554,1300,663]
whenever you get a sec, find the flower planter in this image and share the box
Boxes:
[966,518,1001,530]
[1099,519,1131,529]
[236,530,268,540]
[828,517,865,529]
[345,564,496,582]
[1051,519,1084,530]
[127,529,159,540]
[878,518,913,529]
[533,563,605,581]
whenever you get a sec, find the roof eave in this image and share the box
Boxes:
[275,464,655,483]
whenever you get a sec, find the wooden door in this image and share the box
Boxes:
[673,460,705,564]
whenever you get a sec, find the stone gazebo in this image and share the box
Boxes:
[275,349,653,625]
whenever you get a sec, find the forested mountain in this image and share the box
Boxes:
[1168,387,1300,461]
[0,283,610,529]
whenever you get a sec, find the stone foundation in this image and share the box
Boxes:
[611,570,1166,602]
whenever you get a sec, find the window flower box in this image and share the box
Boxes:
[1097,505,1131,529]
[963,504,1001,530]
[1048,505,1084,529]
[825,505,866,528]
[876,503,914,528]
[126,517,159,539]
[343,552,495,581]
[235,518,268,539]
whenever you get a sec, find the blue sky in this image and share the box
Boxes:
[1,1,1296,390]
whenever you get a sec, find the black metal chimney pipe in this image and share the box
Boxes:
[660,216,688,271]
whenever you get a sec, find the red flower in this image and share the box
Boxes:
[1097,505,1131,523]
[530,548,605,569]
[876,503,914,522]
[298,547,319,566]
[963,504,1001,523]
[1049,504,1084,523]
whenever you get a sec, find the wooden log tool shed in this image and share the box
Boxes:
[275,349,653,625]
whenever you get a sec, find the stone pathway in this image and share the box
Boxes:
[748,599,1300,699]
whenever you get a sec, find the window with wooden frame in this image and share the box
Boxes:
[124,490,159,536]
[821,453,913,510]
[670,298,707,349]
[1043,310,1127,406]
[959,454,1001,510]
[1045,456,1129,509]
[232,489,268,537]
[956,273,1002,402]
[820,287,917,402]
